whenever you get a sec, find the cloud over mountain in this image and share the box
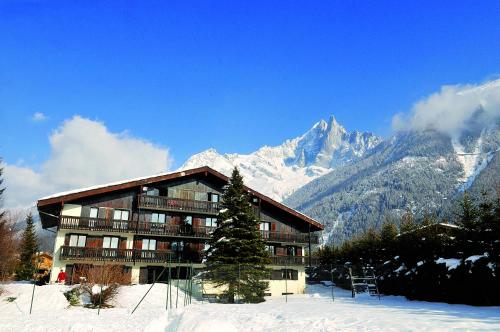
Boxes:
[392,79,500,136]
[3,116,172,209]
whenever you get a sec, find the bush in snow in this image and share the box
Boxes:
[77,265,128,308]
[63,287,81,306]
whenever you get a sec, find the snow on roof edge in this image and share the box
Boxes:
[38,170,176,201]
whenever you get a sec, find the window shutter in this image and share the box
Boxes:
[271,223,276,232]
[171,216,181,225]
[81,206,91,218]
[98,207,106,219]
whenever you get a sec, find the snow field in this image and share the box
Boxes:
[1,283,499,331]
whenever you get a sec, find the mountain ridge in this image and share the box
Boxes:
[181,115,382,201]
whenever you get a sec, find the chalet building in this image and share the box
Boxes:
[37,166,323,296]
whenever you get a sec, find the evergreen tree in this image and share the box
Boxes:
[205,167,270,303]
[16,212,39,280]
[456,191,479,231]
[380,218,398,244]
[399,208,417,234]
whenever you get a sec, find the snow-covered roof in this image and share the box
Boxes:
[38,171,175,200]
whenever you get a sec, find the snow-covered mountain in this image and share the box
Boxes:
[180,115,382,201]
[285,124,500,244]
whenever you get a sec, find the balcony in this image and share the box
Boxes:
[136,222,213,239]
[261,231,319,244]
[59,217,320,245]
[138,194,220,215]
[59,246,318,266]
[59,246,202,263]
[60,216,134,233]
[269,255,319,266]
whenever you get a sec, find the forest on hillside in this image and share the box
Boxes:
[314,188,500,306]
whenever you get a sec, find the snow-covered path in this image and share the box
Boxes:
[1,283,499,331]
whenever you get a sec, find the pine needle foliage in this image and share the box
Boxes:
[205,167,270,303]
[16,212,39,280]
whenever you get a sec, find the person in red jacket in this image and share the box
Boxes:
[56,269,66,284]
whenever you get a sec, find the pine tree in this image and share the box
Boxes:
[456,191,479,231]
[399,208,417,234]
[16,212,39,280]
[380,217,398,244]
[205,167,270,303]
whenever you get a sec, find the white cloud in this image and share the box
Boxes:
[31,112,47,121]
[3,116,172,209]
[392,79,500,136]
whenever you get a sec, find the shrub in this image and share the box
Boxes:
[5,296,16,302]
[77,265,128,309]
[63,287,81,306]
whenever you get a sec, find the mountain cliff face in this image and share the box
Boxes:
[284,124,500,244]
[181,115,382,201]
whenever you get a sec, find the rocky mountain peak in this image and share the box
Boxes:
[181,116,382,201]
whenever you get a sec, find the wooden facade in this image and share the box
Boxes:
[38,166,323,284]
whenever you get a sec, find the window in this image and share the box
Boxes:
[142,239,157,251]
[265,245,275,255]
[151,213,166,224]
[270,269,298,280]
[145,187,159,196]
[113,209,129,220]
[172,241,184,252]
[205,217,217,227]
[287,246,297,256]
[103,237,119,249]
[260,222,270,231]
[89,207,98,218]
[69,234,86,247]
[209,193,219,203]
[184,215,193,225]
[195,191,208,201]
[112,209,129,230]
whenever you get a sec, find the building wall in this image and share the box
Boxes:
[48,176,315,288]
[201,266,306,298]
[50,227,135,283]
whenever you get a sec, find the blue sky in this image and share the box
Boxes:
[1,1,499,169]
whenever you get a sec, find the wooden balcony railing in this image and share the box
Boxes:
[59,246,318,266]
[59,246,202,263]
[269,255,319,266]
[60,216,134,233]
[136,222,213,239]
[138,194,220,215]
[261,231,319,244]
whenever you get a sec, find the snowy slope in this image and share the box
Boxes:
[1,283,499,332]
[181,116,382,201]
[286,126,500,244]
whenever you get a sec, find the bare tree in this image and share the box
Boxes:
[77,264,130,308]
[0,211,21,281]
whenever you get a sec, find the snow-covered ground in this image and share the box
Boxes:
[1,283,499,332]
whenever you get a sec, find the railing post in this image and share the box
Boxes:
[308,224,312,269]
[284,261,288,303]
